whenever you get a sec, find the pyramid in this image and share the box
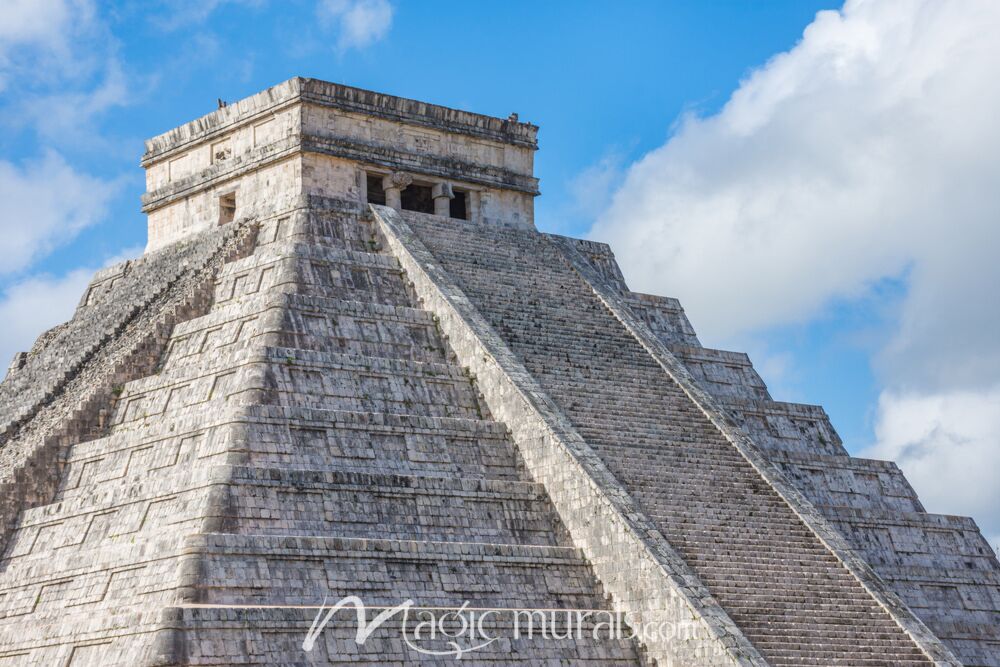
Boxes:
[0,77,996,666]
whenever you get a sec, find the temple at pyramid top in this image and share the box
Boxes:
[141,77,540,250]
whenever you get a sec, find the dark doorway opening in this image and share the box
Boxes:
[401,184,434,214]
[450,191,468,220]
[366,174,386,205]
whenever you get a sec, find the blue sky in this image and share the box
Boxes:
[1,0,998,546]
[3,1,833,271]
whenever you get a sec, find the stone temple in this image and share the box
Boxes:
[0,77,997,666]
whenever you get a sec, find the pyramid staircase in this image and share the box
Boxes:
[398,211,951,667]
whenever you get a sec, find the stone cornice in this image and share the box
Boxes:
[142,80,302,166]
[301,134,539,193]
[142,133,540,213]
[142,77,537,166]
[299,79,537,148]
[141,135,301,212]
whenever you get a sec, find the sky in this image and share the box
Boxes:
[0,0,997,550]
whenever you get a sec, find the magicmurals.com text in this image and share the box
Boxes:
[303,596,703,658]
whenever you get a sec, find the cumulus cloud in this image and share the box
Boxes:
[0,268,93,374]
[0,0,76,47]
[0,152,118,275]
[0,0,100,91]
[569,151,626,219]
[594,0,1000,340]
[0,0,128,147]
[0,241,142,377]
[590,0,1000,539]
[318,0,394,52]
[864,388,1000,550]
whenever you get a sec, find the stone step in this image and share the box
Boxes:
[5,464,568,577]
[159,296,275,373]
[107,345,484,428]
[221,241,400,277]
[875,565,1000,589]
[275,298,451,364]
[0,533,186,617]
[3,474,212,564]
[58,404,521,494]
[182,533,605,610]
[666,343,770,402]
[64,401,519,481]
[0,605,162,665]
[51,403,240,492]
[257,206,377,253]
[259,346,483,419]
[232,405,524,480]
[160,287,452,372]
[214,244,412,307]
[719,396,847,457]
[219,466,567,546]
[160,605,641,665]
[666,535,842,557]
[917,621,1000,667]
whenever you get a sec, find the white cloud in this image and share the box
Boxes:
[0,0,99,92]
[0,0,129,148]
[0,268,93,373]
[318,0,394,52]
[569,151,626,218]
[0,243,142,376]
[0,0,75,46]
[12,60,129,150]
[863,388,1000,550]
[592,0,1000,342]
[590,0,1000,537]
[0,152,118,275]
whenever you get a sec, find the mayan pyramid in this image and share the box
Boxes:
[0,77,997,666]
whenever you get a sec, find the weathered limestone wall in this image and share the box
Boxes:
[0,223,253,439]
[116,204,639,665]
[147,156,301,250]
[300,153,361,202]
[144,105,299,192]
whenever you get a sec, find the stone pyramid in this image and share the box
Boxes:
[0,78,996,666]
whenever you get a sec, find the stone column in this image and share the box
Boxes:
[382,172,412,210]
[432,182,454,217]
[468,190,482,224]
